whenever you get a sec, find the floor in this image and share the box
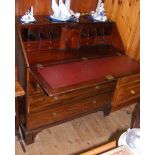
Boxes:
[15,105,135,155]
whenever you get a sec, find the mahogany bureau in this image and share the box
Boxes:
[15,15,140,144]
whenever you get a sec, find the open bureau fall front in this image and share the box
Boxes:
[16,15,140,144]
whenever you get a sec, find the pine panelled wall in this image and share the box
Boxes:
[105,0,140,61]
[15,0,140,60]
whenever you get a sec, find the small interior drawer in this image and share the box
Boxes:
[28,93,113,129]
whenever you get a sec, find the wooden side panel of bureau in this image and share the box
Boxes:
[112,74,140,111]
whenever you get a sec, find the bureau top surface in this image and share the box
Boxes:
[31,55,140,96]
[16,15,114,27]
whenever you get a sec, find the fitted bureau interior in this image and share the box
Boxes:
[18,18,125,66]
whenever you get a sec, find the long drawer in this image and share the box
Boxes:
[28,81,116,113]
[27,92,113,129]
[112,74,140,107]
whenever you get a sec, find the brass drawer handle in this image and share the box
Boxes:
[92,100,97,104]
[95,86,100,89]
[54,96,59,100]
[52,112,57,116]
[131,90,136,95]
[81,57,88,61]
[36,64,43,68]
[105,75,115,81]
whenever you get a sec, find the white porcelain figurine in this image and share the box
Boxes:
[66,0,80,19]
[51,0,72,20]
[20,6,36,23]
[59,0,71,19]
[96,0,102,14]
[91,0,107,22]
[51,0,60,18]
[97,3,105,16]
[65,0,71,12]
[30,6,33,17]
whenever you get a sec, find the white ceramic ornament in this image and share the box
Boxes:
[59,0,71,19]
[96,0,102,14]
[91,1,107,22]
[20,6,35,23]
[65,0,71,12]
[51,0,60,18]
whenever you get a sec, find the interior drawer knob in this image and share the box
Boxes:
[131,90,136,95]
[92,100,97,104]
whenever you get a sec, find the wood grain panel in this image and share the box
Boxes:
[105,0,140,60]
[28,93,113,129]
[71,0,98,13]
[112,74,140,110]
[15,0,98,16]
[15,0,52,15]
[15,81,25,97]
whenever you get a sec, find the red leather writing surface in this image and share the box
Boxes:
[38,56,139,89]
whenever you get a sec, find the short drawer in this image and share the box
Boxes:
[114,82,140,103]
[28,93,113,129]
[28,81,116,113]
[118,74,140,85]
[112,74,140,107]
